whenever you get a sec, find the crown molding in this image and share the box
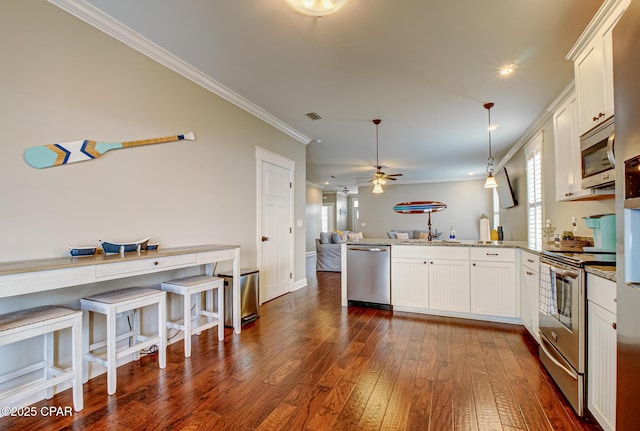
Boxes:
[47,0,311,145]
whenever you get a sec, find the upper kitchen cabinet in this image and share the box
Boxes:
[551,87,613,201]
[567,0,630,136]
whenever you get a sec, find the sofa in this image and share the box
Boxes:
[386,229,443,240]
[315,231,363,272]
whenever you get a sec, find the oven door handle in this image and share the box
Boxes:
[539,334,578,380]
[552,269,579,279]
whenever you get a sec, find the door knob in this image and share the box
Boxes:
[261,236,269,242]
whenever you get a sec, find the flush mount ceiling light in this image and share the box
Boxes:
[286,0,348,17]
[483,102,498,189]
[500,64,517,76]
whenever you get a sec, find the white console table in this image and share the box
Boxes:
[0,244,242,333]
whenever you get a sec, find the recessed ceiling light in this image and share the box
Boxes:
[500,64,516,76]
[468,172,474,176]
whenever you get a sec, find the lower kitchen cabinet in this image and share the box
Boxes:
[470,248,517,318]
[520,251,540,342]
[470,261,517,317]
[587,274,617,431]
[391,257,429,309]
[428,258,470,313]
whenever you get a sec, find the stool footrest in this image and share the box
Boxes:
[0,361,46,385]
[166,315,221,335]
[0,369,75,405]
[86,337,161,365]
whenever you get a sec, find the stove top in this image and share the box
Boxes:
[542,250,616,266]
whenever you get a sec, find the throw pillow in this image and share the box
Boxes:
[395,232,409,239]
[347,232,363,241]
[331,232,345,243]
[319,232,332,244]
[387,231,397,239]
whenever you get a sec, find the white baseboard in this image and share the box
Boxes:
[293,278,307,291]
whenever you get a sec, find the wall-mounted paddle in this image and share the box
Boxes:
[24,132,195,168]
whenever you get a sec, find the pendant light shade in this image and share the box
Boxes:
[483,102,498,189]
[484,172,498,188]
[286,0,348,17]
[372,182,384,194]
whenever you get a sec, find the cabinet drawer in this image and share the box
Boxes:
[95,254,197,278]
[587,273,616,314]
[392,246,468,260]
[520,251,540,271]
[470,247,515,262]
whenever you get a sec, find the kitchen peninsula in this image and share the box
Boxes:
[340,239,533,324]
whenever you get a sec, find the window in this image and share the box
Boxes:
[525,132,543,250]
[492,188,500,231]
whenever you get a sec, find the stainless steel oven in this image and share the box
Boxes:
[539,252,586,416]
[580,116,615,189]
[538,251,616,417]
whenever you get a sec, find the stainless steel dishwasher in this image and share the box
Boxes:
[346,245,391,310]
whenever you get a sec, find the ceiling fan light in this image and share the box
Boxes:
[372,183,384,194]
[484,172,498,188]
[286,0,347,16]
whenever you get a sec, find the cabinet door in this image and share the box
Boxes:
[428,259,470,313]
[587,301,616,431]
[391,258,428,308]
[520,265,539,341]
[553,93,582,201]
[470,261,517,317]
[575,37,610,135]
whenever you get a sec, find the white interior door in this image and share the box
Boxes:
[257,148,294,303]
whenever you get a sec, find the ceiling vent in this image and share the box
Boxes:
[306,112,322,120]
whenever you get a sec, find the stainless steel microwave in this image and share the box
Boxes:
[580,116,615,189]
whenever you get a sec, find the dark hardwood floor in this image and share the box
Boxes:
[2,257,602,430]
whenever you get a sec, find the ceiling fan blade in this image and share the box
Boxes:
[385,177,398,181]
[385,173,403,177]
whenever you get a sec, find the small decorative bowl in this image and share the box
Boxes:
[69,247,97,257]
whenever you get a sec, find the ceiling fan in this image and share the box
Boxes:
[359,119,403,192]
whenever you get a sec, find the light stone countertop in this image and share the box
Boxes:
[346,238,536,251]
[586,265,617,282]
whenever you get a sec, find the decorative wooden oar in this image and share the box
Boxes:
[24,132,195,168]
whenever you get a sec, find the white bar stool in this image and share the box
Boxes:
[80,287,166,395]
[0,306,83,411]
[161,275,224,358]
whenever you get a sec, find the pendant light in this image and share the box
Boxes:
[286,0,348,17]
[483,102,498,188]
[372,119,384,194]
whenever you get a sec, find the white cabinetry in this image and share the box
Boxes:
[470,248,517,318]
[587,273,617,431]
[391,257,429,309]
[391,246,469,313]
[551,88,614,201]
[568,0,629,136]
[520,251,540,342]
[428,258,470,313]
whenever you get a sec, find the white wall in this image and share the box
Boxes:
[0,0,306,276]
[357,180,492,240]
